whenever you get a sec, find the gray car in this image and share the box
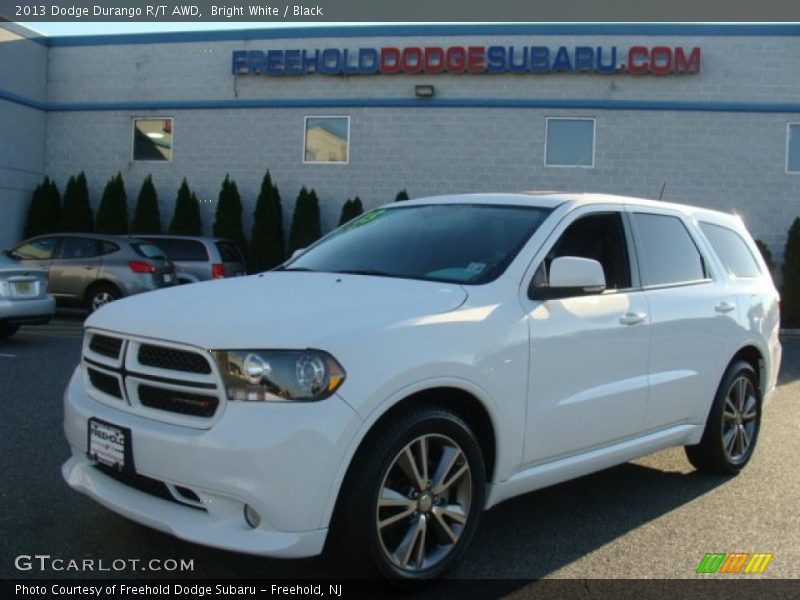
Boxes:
[6,233,176,312]
[136,235,246,283]
[0,253,56,338]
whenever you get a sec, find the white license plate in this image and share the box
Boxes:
[12,281,35,297]
[88,419,127,470]
[163,273,173,283]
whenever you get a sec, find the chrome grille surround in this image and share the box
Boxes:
[82,329,224,429]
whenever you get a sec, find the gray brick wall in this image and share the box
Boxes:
[9,28,800,265]
[0,26,47,247]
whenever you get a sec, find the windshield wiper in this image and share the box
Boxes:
[334,269,396,278]
[274,266,315,272]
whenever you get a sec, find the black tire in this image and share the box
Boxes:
[0,323,21,338]
[85,283,121,313]
[685,361,761,475]
[328,406,486,580]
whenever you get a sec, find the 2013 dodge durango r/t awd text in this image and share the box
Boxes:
[62,193,781,579]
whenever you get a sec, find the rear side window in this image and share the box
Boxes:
[131,243,166,260]
[700,223,761,278]
[12,237,57,260]
[100,242,119,255]
[215,241,244,263]
[633,213,707,287]
[146,239,209,262]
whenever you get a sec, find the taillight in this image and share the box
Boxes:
[129,260,156,274]
[211,263,225,279]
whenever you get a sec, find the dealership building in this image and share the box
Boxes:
[1,22,800,266]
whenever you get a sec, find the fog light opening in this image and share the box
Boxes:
[244,504,261,529]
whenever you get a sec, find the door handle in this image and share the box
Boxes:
[715,301,736,314]
[619,312,647,326]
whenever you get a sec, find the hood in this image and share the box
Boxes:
[86,271,468,349]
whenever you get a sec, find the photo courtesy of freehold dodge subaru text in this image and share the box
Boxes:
[62,193,781,579]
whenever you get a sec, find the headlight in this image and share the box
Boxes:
[212,349,346,402]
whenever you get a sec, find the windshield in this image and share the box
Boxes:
[284,203,552,284]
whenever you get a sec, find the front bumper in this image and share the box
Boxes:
[0,295,56,325]
[62,366,362,558]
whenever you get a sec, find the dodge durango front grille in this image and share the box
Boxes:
[89,334,123,359]
[138,384,218,417]
[138,344,212,374]
[87,368,122,399]
[83,331,222,425]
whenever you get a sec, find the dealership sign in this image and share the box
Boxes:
[232,45,701,76]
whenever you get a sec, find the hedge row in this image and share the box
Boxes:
[23,171,410,274]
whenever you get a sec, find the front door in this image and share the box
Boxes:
[521,208,651,465]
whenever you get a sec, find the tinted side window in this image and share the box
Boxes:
[100,242,119,255]
[633,213,707,286]
[12,237,57,260]
[131,243,166,259]
[700,223,761,278]
[216,241,244,263]
[545,213,632,290]
[147,239,209,262]
[57,237,100,259]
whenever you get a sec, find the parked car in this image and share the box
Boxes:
[62,193,781,579]
[6,233,176,312]
[0,253,56,338]
[135,235,246,283]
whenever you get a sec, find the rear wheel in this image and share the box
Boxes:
[0,323,21,338]
[685,361,761,475]
[329,407,485,579]
[85,283,121,313]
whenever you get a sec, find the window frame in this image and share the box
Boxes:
[629,210,714,290]
[302,115,350,165]
[785,122,800,174]
[132,117,174,163]
[544,117,596,169]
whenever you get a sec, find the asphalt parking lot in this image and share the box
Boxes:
[1,314,798,582]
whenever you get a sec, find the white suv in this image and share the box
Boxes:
[62,193,781,579]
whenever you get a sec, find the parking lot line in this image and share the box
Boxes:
[0,353,16,358]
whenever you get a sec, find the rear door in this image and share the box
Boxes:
[629,209,743,428]
[215,240,246,276]
[48,236,102,300]
[521,206,651,464]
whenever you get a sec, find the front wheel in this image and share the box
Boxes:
[685,361,761,475]
[330,407,486,579]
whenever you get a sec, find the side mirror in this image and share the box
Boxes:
[531,256,606,300]
[290,248,305,260]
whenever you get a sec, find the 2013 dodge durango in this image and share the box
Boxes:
[62,193,781,579]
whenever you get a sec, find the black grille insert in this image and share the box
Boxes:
[87,368,122,399]
[93,464,205,511]
[138,345,211,374]
[138,384,218,417]
[89,334,123,359]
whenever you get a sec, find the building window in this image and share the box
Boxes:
[304,116,349,164]
[545,117,595,168]
[787,123,800,173]
[133,118,173,161]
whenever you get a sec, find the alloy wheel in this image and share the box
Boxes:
[721,375,758,462]
[375,433,472,573]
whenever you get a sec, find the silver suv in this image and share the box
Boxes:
[137,235,246,283]
[7,233,176,312]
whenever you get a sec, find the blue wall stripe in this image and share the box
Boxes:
[2,90,799,114]
[45,24,800,47]
[0,89,47,110]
